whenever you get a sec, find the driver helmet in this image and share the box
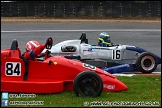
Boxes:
[99,32,111,43]
[25,40,40,52]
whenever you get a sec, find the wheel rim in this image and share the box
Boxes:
[78,77,99,97]
[141,55,155,71]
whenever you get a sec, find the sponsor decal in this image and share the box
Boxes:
[103,84,115,90]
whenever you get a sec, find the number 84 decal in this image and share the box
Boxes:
[5,62,21,76]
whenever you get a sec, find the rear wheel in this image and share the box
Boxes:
[73,71,103,97]
[136,52,158,73]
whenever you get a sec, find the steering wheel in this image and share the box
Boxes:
[44,50,52,60]
[46,37,53,49]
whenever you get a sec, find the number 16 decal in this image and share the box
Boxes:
[5,62,21,76]
[112,50,121,60]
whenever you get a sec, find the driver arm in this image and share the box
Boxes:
[24,37,53,60]
[24,43,46,60]
[34,43,46,57]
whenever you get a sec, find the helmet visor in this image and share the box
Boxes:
[104,37,111,43]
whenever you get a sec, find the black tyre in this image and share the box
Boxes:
[136,52,158,73]
[73,71,103,97]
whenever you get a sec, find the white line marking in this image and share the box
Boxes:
[134,72,161,74]
[1,29,161,33]
[152,72,161,74]
[113,72,161,77]
[113,74,136,77]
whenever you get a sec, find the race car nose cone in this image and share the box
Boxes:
[118,82,128,91]
[101,74,128,92]
[113,79,128,91]
[103,81,128,92]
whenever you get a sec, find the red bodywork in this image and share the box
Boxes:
[1,47,128,94]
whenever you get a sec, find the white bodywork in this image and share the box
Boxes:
[42,39,140,64]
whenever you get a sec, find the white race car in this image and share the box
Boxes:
[42,33,161,74]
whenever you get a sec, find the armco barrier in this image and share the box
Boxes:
[1,1,161,18]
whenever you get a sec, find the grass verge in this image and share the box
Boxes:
[1,75,161,107]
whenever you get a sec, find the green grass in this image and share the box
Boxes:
[2,75,161,107]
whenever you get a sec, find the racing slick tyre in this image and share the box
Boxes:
[136,52,158,74]
[73,71,103,97]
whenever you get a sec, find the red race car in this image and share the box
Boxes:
[1,39,128,97]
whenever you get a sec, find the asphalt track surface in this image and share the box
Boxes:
[1,19,161,75]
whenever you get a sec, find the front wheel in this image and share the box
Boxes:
[73,71,103,97]
[136,52,158,73]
